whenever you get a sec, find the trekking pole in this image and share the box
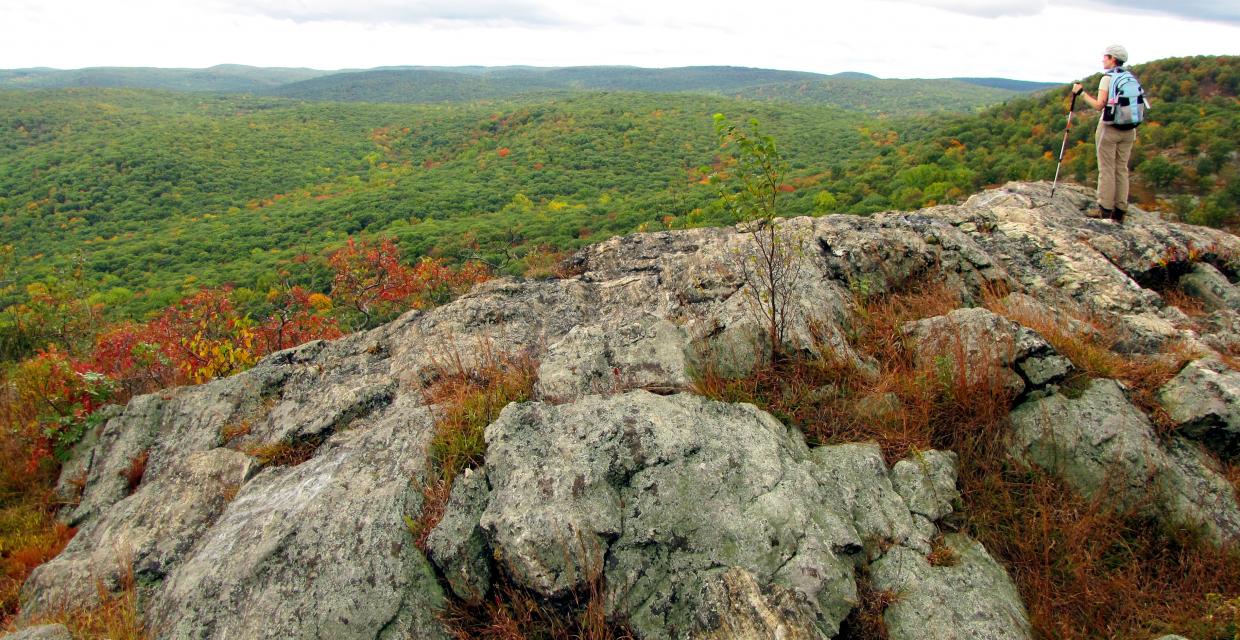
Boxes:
[1050,90,1079,197]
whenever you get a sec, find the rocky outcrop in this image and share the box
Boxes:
[16,181,1240,639]
[1009,378,1240,545]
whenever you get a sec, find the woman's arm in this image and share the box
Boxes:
[1071,82,1108,111]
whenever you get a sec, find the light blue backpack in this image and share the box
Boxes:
[1104,68,1147,130]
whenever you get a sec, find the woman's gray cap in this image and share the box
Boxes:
[1105,44,1128,64]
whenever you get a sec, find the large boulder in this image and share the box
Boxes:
[870,534,1032,640]
[19,448,256,619]
[1010,378,1240,545]
[902,307,1071,397]
[476,391,862,638]
[1158,357,1240,458]
[150,398,449,639]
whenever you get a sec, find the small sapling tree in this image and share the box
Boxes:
[712,114,807,361]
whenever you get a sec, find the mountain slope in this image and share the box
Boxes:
[0,65,331,92]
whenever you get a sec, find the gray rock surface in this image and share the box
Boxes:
[151,399,448,640]
[2,625,72,640]
[20,448,257,620]
[479,391,863,638]
[1180,261,1240,312]
[870,534,1032,640]
[890,450,960,523]
[689,567,822,640]
[1010,378,1240,545]
[535,314,693,402]
[426,467,492,603]
[810,443,929,554]
[902,307,1071,397]
[1158,357,1240,458]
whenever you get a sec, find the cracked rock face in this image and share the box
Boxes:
[20,448,257,617]
[151,398,447,640]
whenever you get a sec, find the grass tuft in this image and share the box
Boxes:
[18,556,149,639]
[239,438,321,467]
[122,450,149,495]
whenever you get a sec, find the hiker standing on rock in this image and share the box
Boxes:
[1073,45,1138,224]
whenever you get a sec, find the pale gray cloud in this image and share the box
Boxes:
[884,0,1048,18]
[1079,0,1240,25]
[889,0,1240,24]
[214,0,569,27]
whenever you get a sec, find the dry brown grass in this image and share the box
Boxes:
[239,438,321,467]
[926,536,960,568]
[695,275,1013,463]
[219,419,253,443]
[122,449,149,496]
[963,457,1240,639]
[439,554,631,640]
[837,572,897,640]
[1163,286,1209,320]
[422,344,539,491]
[411,341,539,550]
[18,558,150,639]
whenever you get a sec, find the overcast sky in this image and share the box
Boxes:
[3,0,1237,82]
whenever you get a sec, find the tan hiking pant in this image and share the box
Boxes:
[1096,121,1137,211]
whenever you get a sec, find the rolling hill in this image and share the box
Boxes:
[1,64,1051,115]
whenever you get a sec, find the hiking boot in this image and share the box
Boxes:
[1111,207,1127,224]
[1092,205,1113,219]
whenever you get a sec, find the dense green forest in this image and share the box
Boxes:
[1,56,1236,326]
[725,76,1038,113]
